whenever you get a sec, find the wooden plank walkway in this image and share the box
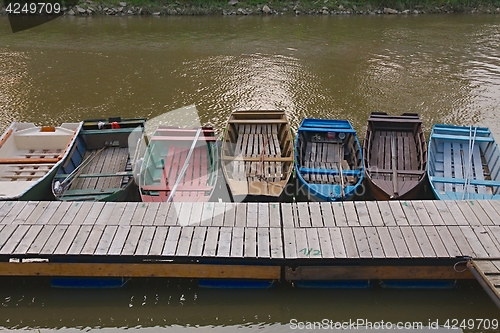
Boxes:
[0,200,499,261]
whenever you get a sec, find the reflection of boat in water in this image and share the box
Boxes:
[52,117,146,202]
[428,124,500,200]
[221,110,294,202]
[363,112,427,200]
[0,121,81,201]
[139,126,218,202]
[295,118,364,201]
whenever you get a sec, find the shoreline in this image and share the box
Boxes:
[1,0,500,16]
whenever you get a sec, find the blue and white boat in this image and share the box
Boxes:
[428,124,500,200]
[295,118,364,201]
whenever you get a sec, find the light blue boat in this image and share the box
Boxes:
[295,118,364,201]
[428,124,500,200]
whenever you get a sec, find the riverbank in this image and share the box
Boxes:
[1,0,500,16]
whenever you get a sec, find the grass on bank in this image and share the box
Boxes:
[56,0,500,14]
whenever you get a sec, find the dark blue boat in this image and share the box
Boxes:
[295,119,364,201]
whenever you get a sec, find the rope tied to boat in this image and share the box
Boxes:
[453,257,471,273]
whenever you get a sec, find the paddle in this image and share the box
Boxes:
[55,143,109,196]
[391,132,399,197]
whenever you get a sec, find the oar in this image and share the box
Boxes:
[391,132,399,197]
[166,128,202,203]
[56,143,109,196]
[339,144,345,199]
[462,126,477,200]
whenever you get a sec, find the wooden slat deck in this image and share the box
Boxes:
[64,147,130,193]
[0,200,499,261]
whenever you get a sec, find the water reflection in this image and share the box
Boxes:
[0,278,498,331]
[0,48,30,129]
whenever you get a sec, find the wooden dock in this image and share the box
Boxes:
[0,200,500,305]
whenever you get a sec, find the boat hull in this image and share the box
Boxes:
[52,117,146,202]
[294,118,364,202]
[221,110,294,202]
[363,112,427,200]
[428,124,500,200]
[139,126,218,202]
[0,122,82,201]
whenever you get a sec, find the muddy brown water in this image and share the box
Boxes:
[0,14,500,332]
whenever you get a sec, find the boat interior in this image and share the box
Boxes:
[297,130,362,187]
[429,125,500,198]
[140,127,218,202]
[0,123,80,198]
[222,111,293,197]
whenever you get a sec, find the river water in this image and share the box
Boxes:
[1,14,500,332]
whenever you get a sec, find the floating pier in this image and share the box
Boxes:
[0,200,499,305]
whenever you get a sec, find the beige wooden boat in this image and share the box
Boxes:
[0,122,82,200]
[221,110,294,201]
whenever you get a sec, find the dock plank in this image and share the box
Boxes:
[365,201,384,226]
[244,227,257,258]
[297,203,311,228]
[422,226,449,258]
[316,228,334,258]
[400,201,421,226]
[217,227,232,257]
[94,225,118,255]
[295,228,309,258]
[81,224,105,255]
[13,225,43,254]
[389,201,409,226]
[319,202,335,227]
[163,226,181,256]
[153,203,170,226]
[269,227,282,259]
[40,225,68,255]
[269,203,281,228]
[257,227,270,258]
[365,227,385,258]
[246,203,258,228]
[4,202,28,225]
[388,227,411,258]
[67,225,93,255]
[203,226,219,257]
[331,202,347,226]
[149,227,167,256]
[343,202,360,226]
[353,227,371,258]
[305,228,321,258]
[283,228,297,258]
[0,225,29,254]
[135,226,156,256]
[211,203,225,227]
[411,201,434,225]
[174,226,193,256]
[107,225,131,255]
[230,227,244,258]
[329,227,347,258]
[53,225,81,255]
[281,203,295,228]
[377,227,398,258]
[223,203,236,227]
[189,226,207,257]
[256,203,269,228]
[378,201,396,226]
[341,228,359,258]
